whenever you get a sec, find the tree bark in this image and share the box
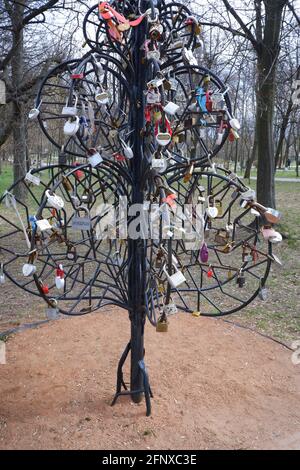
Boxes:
[11,1,27,199]
[256,0,288,208]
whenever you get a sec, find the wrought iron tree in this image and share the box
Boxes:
[0,0,283,416]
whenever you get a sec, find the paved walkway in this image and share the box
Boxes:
[248,177,300,183]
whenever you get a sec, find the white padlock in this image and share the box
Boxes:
[120,139,134,159]
[88,151,103,167]
[36,219,52,232]
[146,88,161,104]
[163,264,186,289]
[22,263,37,277]
[163,102,180,116]
[152,158,167,172]
[156,130,172,147]
[25,170,40,186]
[46,190,64,210]
[61,96,78,116]
[64,116,80,136]
[95,88,110,105]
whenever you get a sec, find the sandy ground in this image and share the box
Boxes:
[0,308,300,450]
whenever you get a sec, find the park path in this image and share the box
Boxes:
[249,177,300,183]
[0,309,299,450]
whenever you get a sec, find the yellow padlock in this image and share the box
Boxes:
[192,311,201,318]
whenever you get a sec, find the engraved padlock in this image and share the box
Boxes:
[163,264,186,289]
[156,314,168,333]
[46,299,59,320]
[71,206,91,231]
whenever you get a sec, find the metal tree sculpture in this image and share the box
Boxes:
[0,0,283,416]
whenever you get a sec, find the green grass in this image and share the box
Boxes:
[0,164,14,196]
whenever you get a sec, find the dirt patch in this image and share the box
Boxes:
[0,309,299,450]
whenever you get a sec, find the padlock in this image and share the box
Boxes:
[152,156,167,172]
[227,270,233,280]
[81,189,94,205]
[199,242,209,263]
[215,229,229,246]
[163,102,180,116]
[164,303,178,316]
[206,197,218,219]
[71,206,91,231]
[46,299,59,320]
[55,264,65,290]
[25,170,40,186]
[156,315,168,333]
[39,280,49,295]
[88,150,103,168]
[67,244,77,261]
[185,16,201,35]
[0,263,5,285]
[182,47,197,66]
[64,115,80,136]
[259,284,268,301]
[222,242,233,254]
[192,311,201,318]
[242,245,253,263]
[215,199,223,216]
[36,219,52,232]
[61,95,78,116]
[120,138,134,159]
[149,22,164,41]
[156,123,172,147]
[207,266,214,278]
[62,176,73,192]
[95,87,109,105]
[146,44,161,61]
[237,270,246,288]
[46,190,64,211]
[183,163,194,183]
[163,264,186,289]
[146,87,161,104]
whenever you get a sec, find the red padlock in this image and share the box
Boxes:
[41,283,49,295]
[207,267,214,278]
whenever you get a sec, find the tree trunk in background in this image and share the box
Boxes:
[256,0,287,208]
[11,1,27,199]
[244,138,257,180]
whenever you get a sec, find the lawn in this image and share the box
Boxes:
[0,164,299,345]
